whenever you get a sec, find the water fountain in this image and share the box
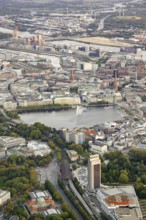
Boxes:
[76,105,83,116]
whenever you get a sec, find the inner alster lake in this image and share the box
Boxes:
[20,107,123,129]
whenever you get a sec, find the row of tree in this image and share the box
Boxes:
[72,177,85,196]
[58,178,95,220]
[45,180,79,220]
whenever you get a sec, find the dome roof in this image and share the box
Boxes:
[37,197,45,206]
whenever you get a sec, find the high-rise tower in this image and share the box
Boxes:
[88,154,101,189]
[13,26,19,39]
[37,34,43,46]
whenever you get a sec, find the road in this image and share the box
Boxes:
[0,108,11,120]
[0,108,22,125]
[60,151,71,181]
[88,195,103,220]
[68,180,94,217]
[36,157,84,220]
[59,151,93,219]
[97,15,111,31]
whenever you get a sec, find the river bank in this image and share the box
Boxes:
[16,103,115,114]
[17,105,72,114]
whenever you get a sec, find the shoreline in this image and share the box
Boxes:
[17,104,115,114]
[19,106,123,129]
[17,106,72,114]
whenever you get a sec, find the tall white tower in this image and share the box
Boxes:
[88,154,101,189]
[123,9,125,17]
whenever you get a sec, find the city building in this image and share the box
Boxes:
[89,140,108,154]
[83,129,98,140]
[27,141,51,156]
[3,101,17,110]
[59,128,67,139]
[0,189,11,206]
[42,209,61,217]
[88,154,101,189]
[54,95,81,105]
[60,129,85,144]
[96,186,143,220]
[66,150,78,161]
[27,190,56,214]
[73,132,85,145]
[77,62,98,72]
[0,136,26,148]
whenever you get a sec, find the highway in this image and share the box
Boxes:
[36,157,84,220]
[68,179,94,218]
[60,151,72,181]
[97,15,111,31]
[59,151,95,219]
[55,185,84,220]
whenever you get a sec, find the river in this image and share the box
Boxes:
[20,107,123,129]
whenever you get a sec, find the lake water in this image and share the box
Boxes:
[20,107,123,129]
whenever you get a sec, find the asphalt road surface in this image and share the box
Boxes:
[36,157,84,220]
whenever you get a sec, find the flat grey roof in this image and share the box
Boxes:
[30,190,52,199]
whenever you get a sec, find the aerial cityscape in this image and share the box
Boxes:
[0,0,146,219]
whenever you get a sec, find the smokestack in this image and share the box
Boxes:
[113,69,119,90]
[70,63,75,83]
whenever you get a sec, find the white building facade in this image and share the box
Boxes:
[0,190,10,206]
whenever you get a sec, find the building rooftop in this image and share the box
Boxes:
[30,190,52,200]
[42,208,61,216]
[0,189,10,198]
[97,186,143,220]
[27,141,50,151]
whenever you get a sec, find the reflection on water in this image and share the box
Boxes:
[20,108,122,129]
